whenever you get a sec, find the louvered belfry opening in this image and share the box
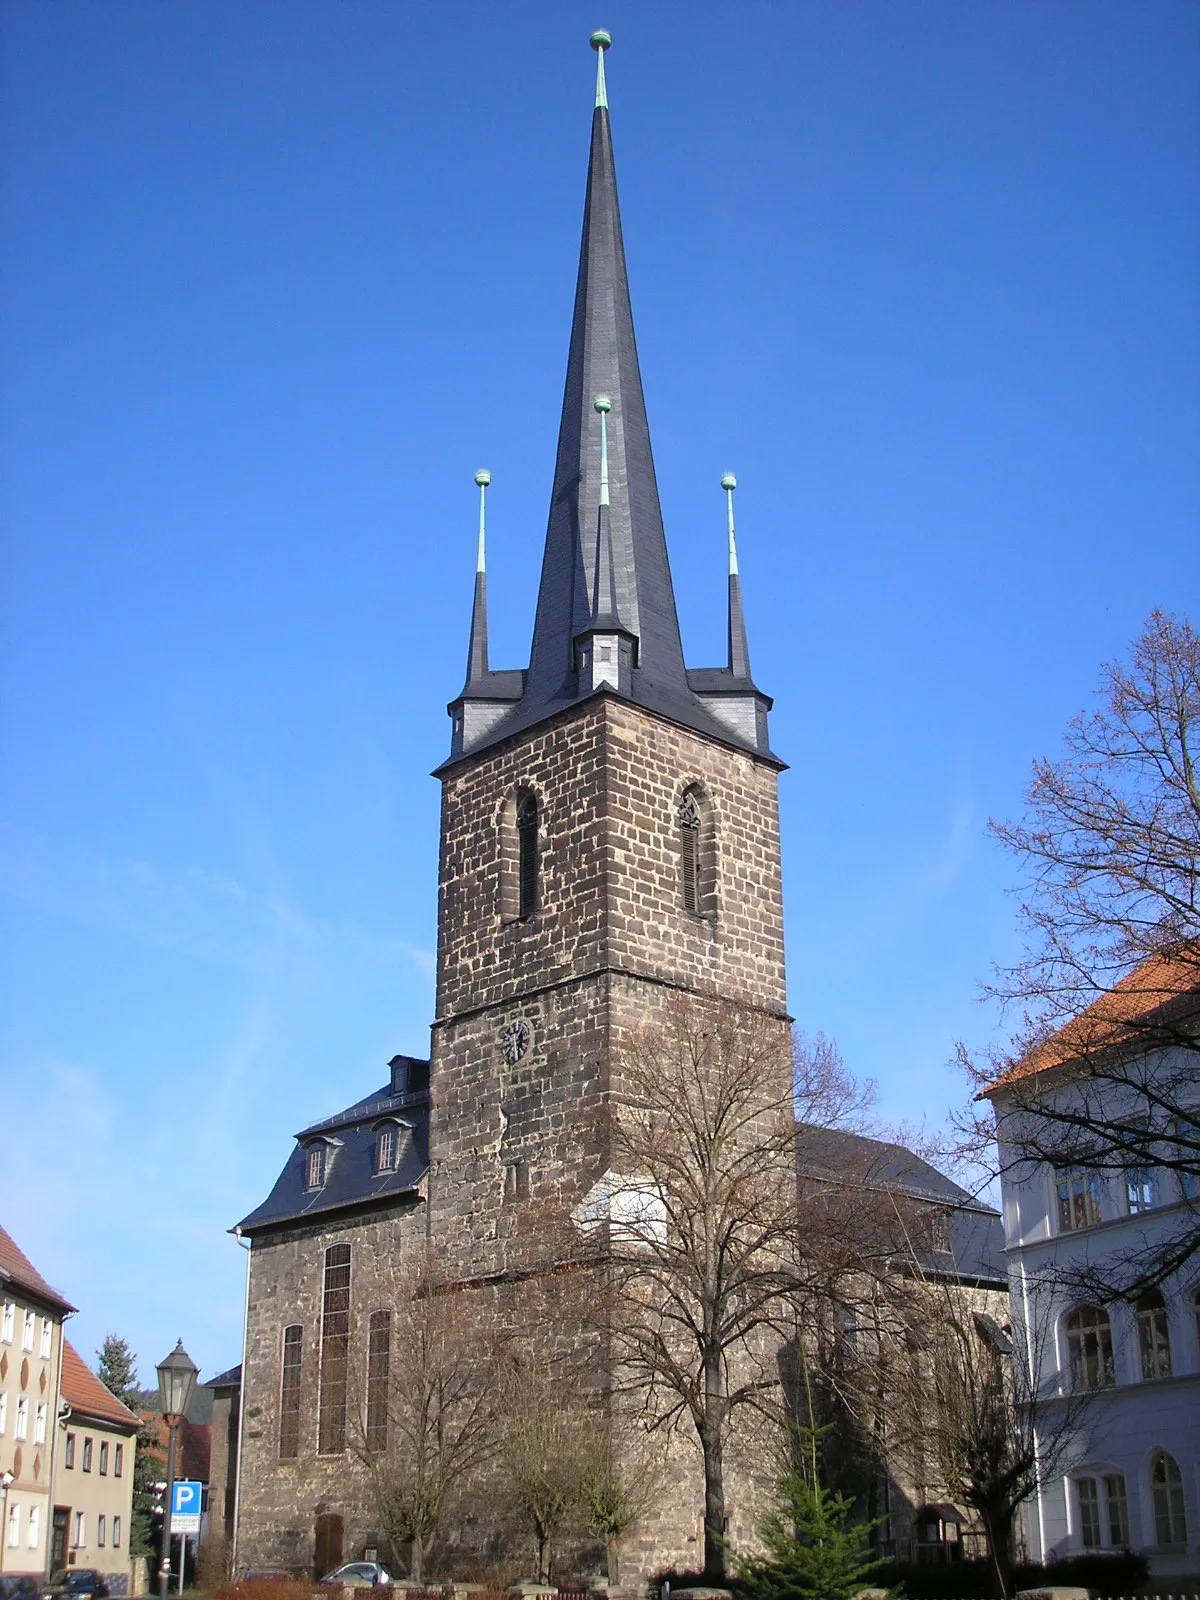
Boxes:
[679,789,702,915]
[517,790,539,919]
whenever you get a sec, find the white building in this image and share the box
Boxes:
[986,956,1200,1583]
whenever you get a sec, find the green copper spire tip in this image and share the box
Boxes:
[474,470,490,572]
[591,29,610,109]
[594,396,611,508]
[722,472,739,575]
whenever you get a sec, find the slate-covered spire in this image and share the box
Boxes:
[465,469,490,685]
[722,473,752,680]
[520,29,691,714]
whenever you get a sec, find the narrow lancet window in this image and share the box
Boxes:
[679,792,701,914]
[318,1243,351,1455]
[365,1310,391,1453]
[278,1325,302,1460]
[517,790,538,919]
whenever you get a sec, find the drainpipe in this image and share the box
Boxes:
[230,1230,252,1577]
[45,1311,74,1581]
[1018,1257,1046,1564]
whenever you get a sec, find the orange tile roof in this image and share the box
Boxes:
[61,1341,141,1431]
[982,948,1200,1096]
[0,1223,76,1314]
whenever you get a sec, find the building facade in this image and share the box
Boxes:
[987,961,1200,1582]
[234,34,791,1584]
[0,1224,74,1581]
[54,1342,140,1586]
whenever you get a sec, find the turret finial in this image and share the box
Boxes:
[594,396,612,508]
[590,30,611,110]
[474,469,490,573]
[721,472,738,576]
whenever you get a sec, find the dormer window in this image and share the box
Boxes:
[305,1144,327,1190]
[376,1126,397,1173]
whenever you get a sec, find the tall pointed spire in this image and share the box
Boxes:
[464,469,490,685]
[521,29,691,716]
[722,473,752,681]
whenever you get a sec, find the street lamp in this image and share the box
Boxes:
[155,1340,198,1600]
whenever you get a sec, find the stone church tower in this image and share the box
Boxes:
[234,34,789,1583]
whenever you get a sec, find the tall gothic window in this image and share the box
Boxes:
[517,790,538,919]
[1150,1451,1187,1545]
[677,784,714,919]
[318,1243,351,1455]
[1065,1304,1114,1390]
[1135,1289,1172,1379]
[365,1310,391,1453]
[278,1325,302,1460]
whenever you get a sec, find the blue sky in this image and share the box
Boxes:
[1,1,1197,1384]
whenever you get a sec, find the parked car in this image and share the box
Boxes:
[318,1564,392,1588]
[43,1573,110,1600]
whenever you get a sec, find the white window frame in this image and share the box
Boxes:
[112,1515,122,1549]
[1125,1166,1157,1214]
[72,1510,85,1549]
[27,1504,40,1551]
[0,1390,7,1434]
[97,1514,106,1548]
[39,1318,52,1359]
[21,1309,35,1351]
[7,1503,19,1549]
[1,1300,14,1343]
[34,1399,47,1444]
[1055,1167,1102,1232]
[15,1396,28,1441]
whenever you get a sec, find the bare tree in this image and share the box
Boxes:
[347,1251,497,1582]
[495,1358,593,1584]
[958,611,1200,1292]
[884,1264,1097,1600]
[583,995,871,1582]
[577,1411,666,1586]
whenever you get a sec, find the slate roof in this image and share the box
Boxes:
[236,1071,430,1235]
[443,50,777,769]
[202,1363,242,1391]
[60,1340,140,1432]
[795,1124,1007,1287]
[0,1223,76,1315]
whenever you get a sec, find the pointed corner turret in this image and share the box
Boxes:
[447,471,525,760]
[722,472,752,681]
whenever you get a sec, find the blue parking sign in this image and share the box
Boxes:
[170,1481,202,1534]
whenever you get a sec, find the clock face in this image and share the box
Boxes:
[500,1019,531,1066]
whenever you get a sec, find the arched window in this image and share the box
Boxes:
[1150,1451,1187,1546]
[679,791,701,914]
[278,1325,302,1460]
[1065,1305,1114,1390]
[517,790,538,919]
[677,784,714,919]
[1135,1290,1172,1380]
[365,1310,391,1453]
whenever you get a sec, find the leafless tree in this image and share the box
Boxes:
[584,995,873,1582]
[495,1357,593,1584]
[347,1251,497,1582]
[577,1410,667,1585]
[883,1262,1097,1600]
[957,611,1200,1292]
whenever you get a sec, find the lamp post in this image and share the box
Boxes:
[155,1340,198,1600]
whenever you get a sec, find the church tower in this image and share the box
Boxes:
[429,32,788,1278]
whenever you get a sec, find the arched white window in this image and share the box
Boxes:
[1135,1290,1171,1380]
[1065,1305,1114,1390]
[1150,1451,1187,1545]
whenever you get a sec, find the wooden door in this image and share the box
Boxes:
[314,1512,343,1578]
[51,1508,69,1573]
